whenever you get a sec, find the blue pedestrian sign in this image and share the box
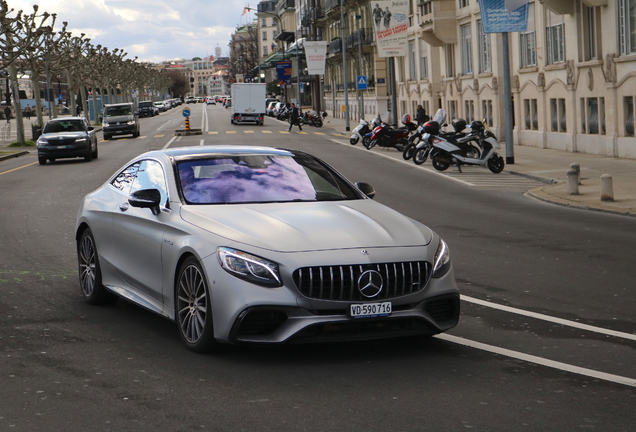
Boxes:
[357,76,367,90]
[182,108,191,117]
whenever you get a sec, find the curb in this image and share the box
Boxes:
[0,150,30,161]
[525,189,636,218]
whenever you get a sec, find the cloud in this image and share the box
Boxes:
[7,0,251,62]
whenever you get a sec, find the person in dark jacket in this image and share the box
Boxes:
[3,105,11,122]
[415,105,428,125]
[288,103,302,132]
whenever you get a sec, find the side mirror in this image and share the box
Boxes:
[87,126,95,131]
[355,182,375,199]
[129,189,162,215]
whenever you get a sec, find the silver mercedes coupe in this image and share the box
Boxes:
[75,146,459,352]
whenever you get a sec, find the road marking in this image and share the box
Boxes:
[208,131,218,135]
[262,130,272,133]
[314,132,326,135]
[280,131,290,134]
[0,161,38,176]
[226,131,236,134]
[438,333,636,388]
[154,134,165,138]
[162,136,177,149]
[462,295,636,341]
[244,130,255,133]
[157,120,173,131]
[200,139,204,146]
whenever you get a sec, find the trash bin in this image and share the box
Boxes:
[32,124,42,141]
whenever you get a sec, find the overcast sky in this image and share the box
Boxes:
[9,0,256,62]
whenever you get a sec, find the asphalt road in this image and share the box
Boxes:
[1,103,635,431]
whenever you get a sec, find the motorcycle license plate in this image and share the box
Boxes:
[350,302,392,318]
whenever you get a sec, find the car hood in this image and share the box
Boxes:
[103,115,133,123]
[180,200,432,253]
[41,131,87,140]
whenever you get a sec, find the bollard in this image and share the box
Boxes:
[567,168,579,195]
[600,174,614,201]
[570,163,581,185]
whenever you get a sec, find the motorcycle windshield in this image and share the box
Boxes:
[433,109,447,124]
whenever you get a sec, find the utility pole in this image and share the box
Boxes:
[340,0,349,131]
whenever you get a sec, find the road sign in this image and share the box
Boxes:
[357,76,367,90]
[182,108,191,117]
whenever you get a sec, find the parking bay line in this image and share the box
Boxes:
[437,333,636,388]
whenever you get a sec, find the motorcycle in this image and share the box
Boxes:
[276,106,290,121]
[350,118,371,145]
[427,110,505,173]
[364,114,417,152]
[300,111,324,127]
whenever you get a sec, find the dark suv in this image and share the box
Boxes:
[36,117,98,165]
[138,100,156,117]
[102,103,140,140]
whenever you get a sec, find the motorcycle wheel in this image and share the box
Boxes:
[395,138,408,152]
[413,147,431,165]
[487,155,505,173]
[364,138,376,150]
[402,143,416,160]
[350,136,359,145]
[431,154,450,171]
[315,119,323,127]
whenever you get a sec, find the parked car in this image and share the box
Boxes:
[75,146,459,352]
[206,97,216,105]
[266,101,278,117]
[36,116,98,165]
[153,101,166,112]
[102,102,140,140]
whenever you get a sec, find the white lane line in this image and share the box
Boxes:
[162,136,177,149]
[328,138,475,186]
[200,139,204,146]
[437,333,636,388]
[157,119,173,131]
[462,295,636,341]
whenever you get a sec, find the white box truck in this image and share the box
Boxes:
[230,83,267,125]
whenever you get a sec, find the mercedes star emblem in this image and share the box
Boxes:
[357,270,384,298]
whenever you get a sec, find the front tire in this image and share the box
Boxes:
[488,155,505,173]
[38,157,46,165]
[92,144,98,159]
[350,136,359,145]
[431,154,451,171]
[176,257,221,353]
[78,228,117,305]
[413,147,431,165]
[402,143,416,160]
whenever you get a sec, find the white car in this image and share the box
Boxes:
[76,146,458,353]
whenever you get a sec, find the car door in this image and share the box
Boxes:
[109,159,170,303]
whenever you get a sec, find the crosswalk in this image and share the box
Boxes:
[435,168,547,188]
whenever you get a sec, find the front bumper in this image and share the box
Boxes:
[103,123,136,136]
[38,141,90,159]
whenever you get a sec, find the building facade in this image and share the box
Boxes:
[292,0,636,159]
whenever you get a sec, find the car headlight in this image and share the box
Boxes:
[127,120,136,125]
[432,239,451,278]
[102,122,109,127]
[36,137,47,147]
[75,137,87,143]
[217,247,282,287]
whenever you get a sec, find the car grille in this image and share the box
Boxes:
[293,261,431,301]
[44,138,77,146]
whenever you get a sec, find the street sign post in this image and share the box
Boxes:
[357,76,367,90]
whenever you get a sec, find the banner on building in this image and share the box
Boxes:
[303,41,328,75]
[276,61,292,85]
[370,0,409,57]
[478,0,529,33]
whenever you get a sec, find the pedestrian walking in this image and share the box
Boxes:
[415,104,428,125]
[288,103,302,132]
[76,104,81,116]
[25,104,32,120]
[3,105,11,123]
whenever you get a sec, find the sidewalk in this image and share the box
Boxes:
[322,115,636,218]
[2,115,635,218]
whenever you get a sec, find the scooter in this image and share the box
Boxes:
[350,118,371,145]
[300,111,324,127]
[428,110,505,173]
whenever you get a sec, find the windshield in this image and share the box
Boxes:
[139,101,153,108]
[177,153,360,204]
[104,105,132,116]
[43,120,86,133]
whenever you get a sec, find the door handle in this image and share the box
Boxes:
[119,202,129,212]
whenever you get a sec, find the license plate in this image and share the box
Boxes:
[56,145,67,149]
[350,302,392,318]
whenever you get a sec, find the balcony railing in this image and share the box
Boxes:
[276,0,295,15]
[345,28,373,50]
[328,38,342,54]
[325,0,339,12]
